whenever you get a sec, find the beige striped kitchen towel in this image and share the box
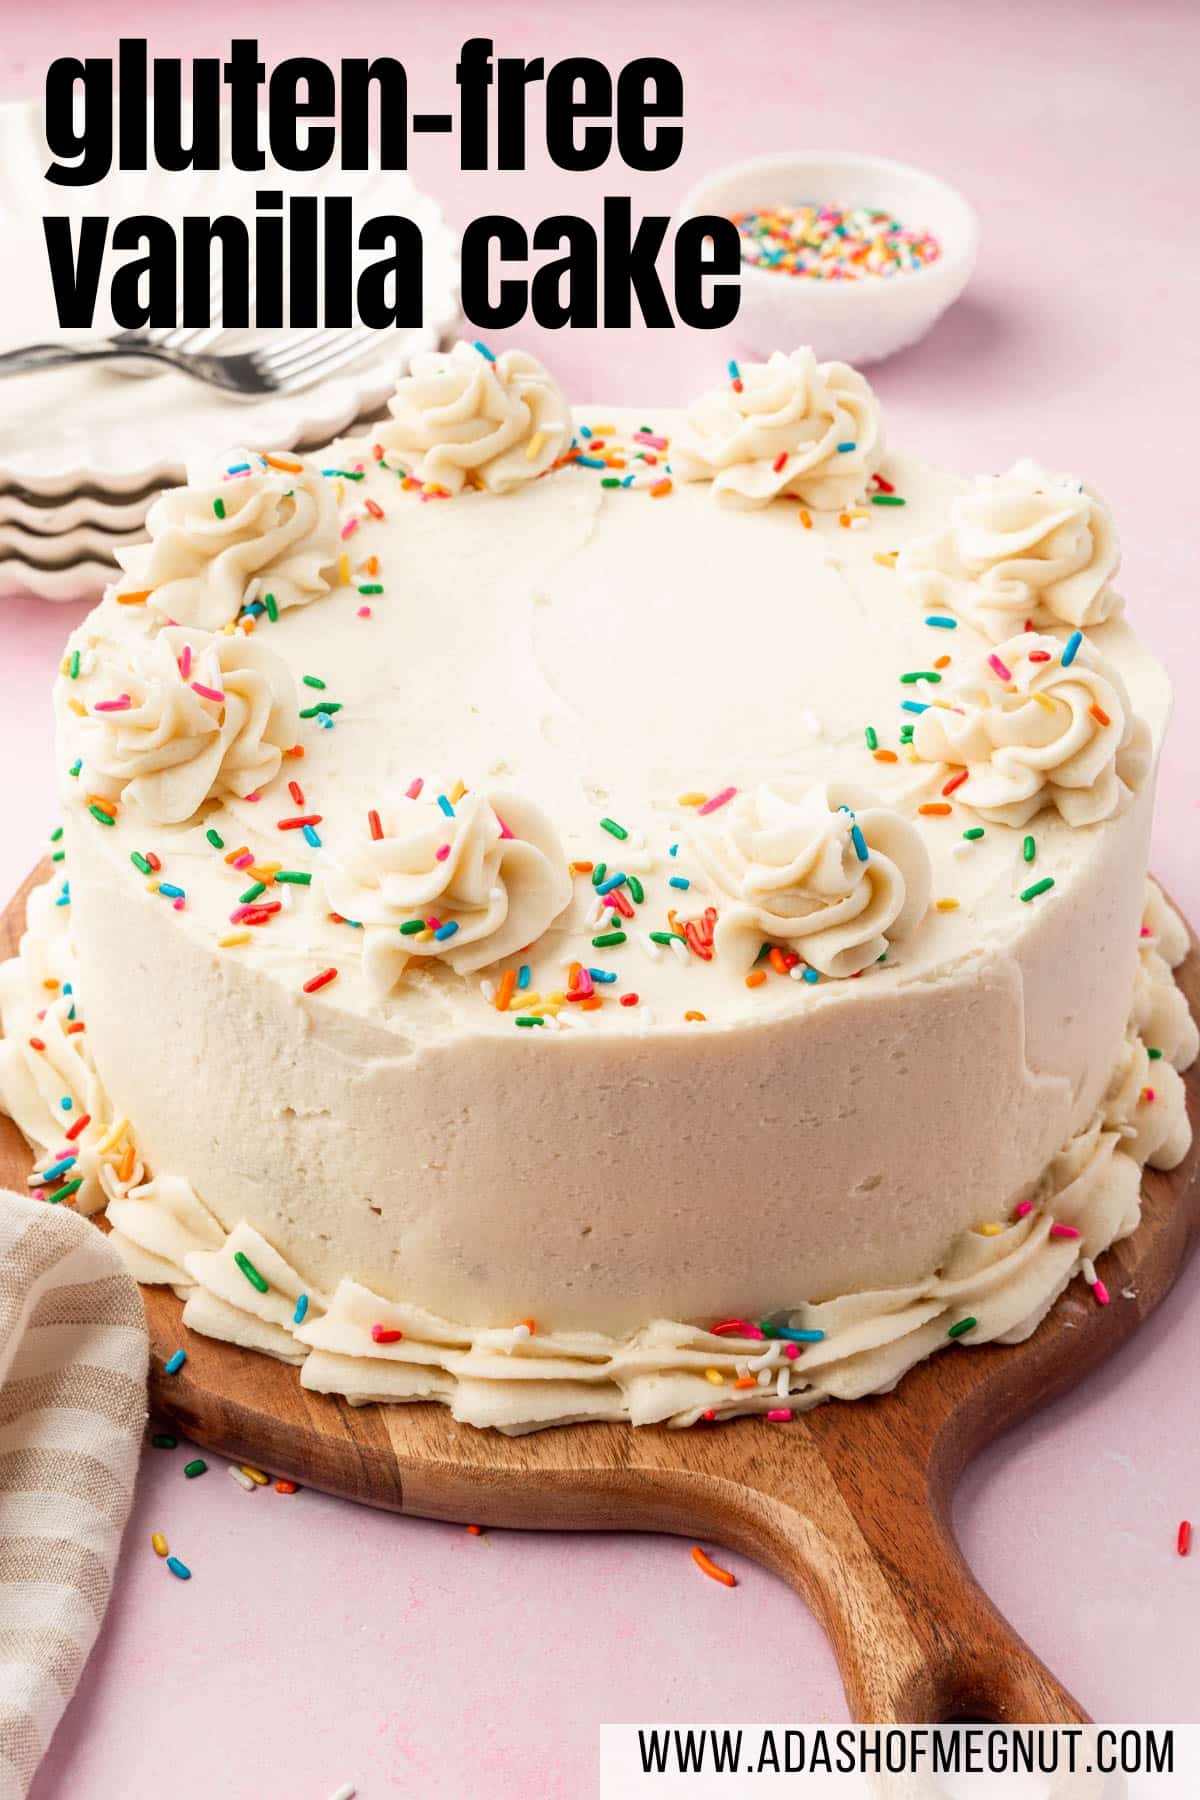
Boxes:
[0,1191,147,1799]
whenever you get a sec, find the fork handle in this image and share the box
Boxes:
[0,341,171,378]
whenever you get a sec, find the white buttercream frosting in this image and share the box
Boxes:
[98,887,1191,1432]
[671,348,884,510]
[79,625,299,825]
[113,448,340,630]
[689,782,931,977]
[321,788,573,994]
[376,342,572,494]
[898,459,1121,642]
[911,630,1151,827]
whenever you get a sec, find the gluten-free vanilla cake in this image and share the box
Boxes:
[1,344,1195,1432]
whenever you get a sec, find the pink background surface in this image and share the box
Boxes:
[2,1,1199,1793]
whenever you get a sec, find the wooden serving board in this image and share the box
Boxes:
[4,863,1198,1724]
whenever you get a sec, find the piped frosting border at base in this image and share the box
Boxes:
[2,871,1192,1434]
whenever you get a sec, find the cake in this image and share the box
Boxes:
[1,342,1195,1434]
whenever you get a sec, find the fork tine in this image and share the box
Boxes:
[166,273,259,355]
[263,327,375,376]
[274,334,379,392]
[269,329,380,389]
[252,328,340,373]
[149,267,226,348]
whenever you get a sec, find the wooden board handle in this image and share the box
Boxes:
[714,1474,1090,1724]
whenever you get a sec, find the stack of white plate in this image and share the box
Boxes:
[0,99,461,600]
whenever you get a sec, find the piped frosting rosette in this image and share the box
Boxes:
[898,459,1122,642]
[112,448,340,631]
[910,630,1150,828]
[322,788,573,996]
[670,348,884,510]
[79,625,299,826]
[1116,883,1199,1170]
[689,780,931,977]
[375,342,572,494]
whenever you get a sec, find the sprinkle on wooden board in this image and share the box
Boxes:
[691,1545,737,1588]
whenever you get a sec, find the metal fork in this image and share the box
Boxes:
[110,270,251,375]
[0,327,380,398]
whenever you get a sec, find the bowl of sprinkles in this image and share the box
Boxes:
[681,151,979,365]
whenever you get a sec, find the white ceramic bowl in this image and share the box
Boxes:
[680,151,979,366]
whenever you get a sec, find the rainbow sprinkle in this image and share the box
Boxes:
[732,204,940,279]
